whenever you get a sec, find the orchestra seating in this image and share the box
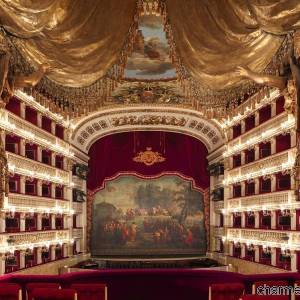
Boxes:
[31,288,77,300]
[0,269,298,300]
[209,282,245,300]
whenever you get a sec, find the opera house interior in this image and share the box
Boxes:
[0,0,300,299]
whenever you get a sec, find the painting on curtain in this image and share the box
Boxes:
[91,174,207,256]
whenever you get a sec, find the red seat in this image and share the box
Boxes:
[31,288,77,300]
[209,282,244,300]
[0,283,22,300]
[240,296,289,299]
[26,283,61,300]
[71,283,107,300]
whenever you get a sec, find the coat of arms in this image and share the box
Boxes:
[133,147,166,166]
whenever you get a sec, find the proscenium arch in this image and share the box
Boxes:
[71,107,225,153]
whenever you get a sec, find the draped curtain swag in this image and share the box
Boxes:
[0,0,300,113]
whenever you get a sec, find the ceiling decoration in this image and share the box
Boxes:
[124,14,176,80]
[107,80,188,106]
[71,107,224,153]
[0,0,299,119]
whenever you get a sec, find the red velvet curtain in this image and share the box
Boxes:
[87,131,209,192]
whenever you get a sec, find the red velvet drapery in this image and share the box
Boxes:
[87,131,210,253]
[87,131,209,193]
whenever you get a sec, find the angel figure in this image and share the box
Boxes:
[235,66,287,92]
[0,50,51,107]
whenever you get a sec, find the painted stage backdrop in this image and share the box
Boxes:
[91,174,207,256]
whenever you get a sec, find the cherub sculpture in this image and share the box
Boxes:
[235,66,287,92]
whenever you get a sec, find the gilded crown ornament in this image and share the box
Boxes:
[133,147,166,166]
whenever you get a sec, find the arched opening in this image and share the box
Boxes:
[87,131,210,257]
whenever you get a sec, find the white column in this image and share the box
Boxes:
[241,182,245,197]
[37,146,42,162]
[254,178,259,194]
[271,137,276,155]
[271,175,276,192]
[37,112,42,128]
[254,211,260,228]
[0,255,5,275]
[51,153,56,167]
[20,102,25,119]
[0,212,6,233]
[291,129,297,148]
[75,239,81,253]
[37,180,42,197]
[51,122,56,135]
[271,211,277,229]
[241,244,246,258]
[291,210,297,230]
[37,213,42,231]
[20,139,25,157]
[291,175,296,190]
[241,212,246,228]
[63,244,68,258]
[63,158,68,171]
[254,245,260,262]
[254,145,259,160]
[50,245,56,261]
[229,242,234,256]
[228,128,233,141]
[241,151,245,165]
[271,101,276,117]
[51,214,56,230]
[63,215,68,229]
[20,176,25,194]
[51,184,56,199]
[291,250,298,272]
[241,120,245,134]
[229,214,234,227]
[77,214,82,228]
[19,251,25,269]
[271,248,277,266]
[254,111,259,126]
[36,247,42,265]
[20,213,25,232]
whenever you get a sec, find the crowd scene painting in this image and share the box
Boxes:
[91,175,207,256]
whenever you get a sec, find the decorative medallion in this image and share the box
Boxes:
[133,147,165,166]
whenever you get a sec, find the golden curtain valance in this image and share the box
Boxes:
[165,0,300,91]
[0,0,300,116]
[0,0,137,87]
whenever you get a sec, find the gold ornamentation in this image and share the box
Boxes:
[133,147,165,166]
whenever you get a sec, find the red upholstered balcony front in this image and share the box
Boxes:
[209,282,244,300]
[31,288,77,300]
[26,282,61,300]
[0,283,21,300]
[71,283,107,300]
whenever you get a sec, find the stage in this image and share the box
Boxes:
[71,257,227,270]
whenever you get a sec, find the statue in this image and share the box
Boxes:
[0,52,13,107]
[235,66,287,92]
[0,49,51,107]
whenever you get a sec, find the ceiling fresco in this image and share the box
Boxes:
[124,15,177,80]
[107,80,189,105]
